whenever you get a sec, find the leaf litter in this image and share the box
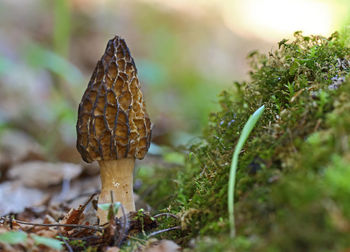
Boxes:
[0,190,181,251]
[0,145,181,251]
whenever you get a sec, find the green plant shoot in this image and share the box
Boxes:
[98,202,121,220]
[228,105,265,238]
[32,234,63,250]
[0,231,27,244]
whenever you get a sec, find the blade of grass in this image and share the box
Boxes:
[0,231,27,244]
[228,105,265,238]
[53,0,71,57]
[32,234,63,250]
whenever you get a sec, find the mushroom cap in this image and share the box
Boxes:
[76,36,152,163]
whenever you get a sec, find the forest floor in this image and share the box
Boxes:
[2,31,350,251]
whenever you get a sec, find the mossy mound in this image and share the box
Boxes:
[140,32,350,251]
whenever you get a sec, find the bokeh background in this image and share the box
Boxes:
[0,0,349,163]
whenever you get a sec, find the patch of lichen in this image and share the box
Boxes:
[137,31,350,250]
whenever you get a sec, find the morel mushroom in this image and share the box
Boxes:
[76,36,152,224]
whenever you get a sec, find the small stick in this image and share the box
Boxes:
[9,215,14,229]
[68,235,100,241]
[147,226,181,237]
[58,233,73,252]
[108,191,116,223]
[115,204,128,247]
[153,213,178,219]
[12,219,103,231]
[80,192,99,210]
[65,191,99,204]
[127,235,147,244]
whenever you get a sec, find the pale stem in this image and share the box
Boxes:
[97,158,135,224]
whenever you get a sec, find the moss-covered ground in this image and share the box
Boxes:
[137,31,350,251]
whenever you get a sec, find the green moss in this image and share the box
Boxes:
[138,31,350,251]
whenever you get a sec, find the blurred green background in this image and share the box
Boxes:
[0,0,349,162]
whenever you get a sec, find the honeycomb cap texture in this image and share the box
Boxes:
[76,36,152,163]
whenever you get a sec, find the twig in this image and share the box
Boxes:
[147,226,181,237]
[81,192,99,210]
[108,190,118,246]
[115,204,128,247]
[68,235,100,241]
[108,191,116,223]
[12,219,103,231]
[110,191,114,204]
[0,215,15,229]
[153,213,178,219]
[109,190,122,247]
[127,235,147,244]
[120,204,128,238]
[9,215,14,229]
[65,191,99,204]
[58,233,73,252]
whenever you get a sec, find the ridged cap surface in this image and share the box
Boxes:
[76,36,152,163]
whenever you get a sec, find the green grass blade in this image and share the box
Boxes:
[0,231,27,244]
[53,0,71,57]
[228,105,265,238]
[32,234,63,250]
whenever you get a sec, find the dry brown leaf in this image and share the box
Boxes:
[59,193,96,231]
[0,181,46,215]
[59,208,84,232]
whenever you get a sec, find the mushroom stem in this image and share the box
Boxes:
[97,158,135,224]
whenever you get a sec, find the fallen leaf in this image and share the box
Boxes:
[143,240,180,252]
[106,246,120,252]
[32,234,63,250]
[60,208,84,232]
[0,231,27,245]
[36,229,58,239]
[0,182,46,215]
[0,130,43,163]
[59,193,96,231]
[8,161,82,188]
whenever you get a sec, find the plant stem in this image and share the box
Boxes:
[228,105,265,238]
